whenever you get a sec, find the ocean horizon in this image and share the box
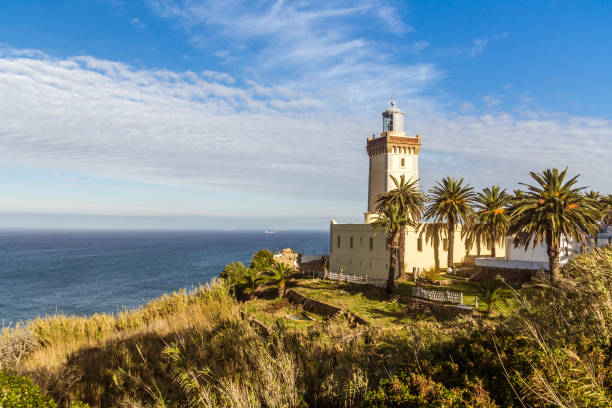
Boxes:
[0,229,329,325]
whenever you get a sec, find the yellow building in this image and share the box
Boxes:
[329,102,503,281]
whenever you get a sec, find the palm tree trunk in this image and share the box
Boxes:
[386,245,397,294]
[546,229,560,281]
[322,256,328,280]
[279,281,286,298]
[490,232,496,258]
[398,227,406,278]
[447,219,455,269]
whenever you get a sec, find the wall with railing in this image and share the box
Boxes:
[324,270,388,289]
[411,286,464,305]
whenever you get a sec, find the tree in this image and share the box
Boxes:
[601,194,612,224]
[375,175,426,278]
[509,168,601,281]
[474,277,504,315]
[320,255,329,280]
[261,261,294,297]
[220,261,248,288]
[239,268,262,298]
[372,204,413,294]
[249,249,274,272]
[424,177,476,270]
[469,186,512,257]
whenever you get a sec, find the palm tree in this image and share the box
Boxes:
[239,269,262,298]
[424,177,476,270]
[509,168,601,281]
[375,175,426,277]
[601,194,612,224]
[585,191,612,224]
[372,204,413,294]
[471,186,512,257]
[262,261,293,297]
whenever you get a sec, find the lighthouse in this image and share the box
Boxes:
[365,101,421,219]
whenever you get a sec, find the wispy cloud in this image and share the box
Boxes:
[145,0,433,107]
[1,46,610,223]
[469,38,488,57]
[129,17,147,29]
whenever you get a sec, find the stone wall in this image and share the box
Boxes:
[283,289,369,326]
[471,265,536,285]
[398,296,473,318]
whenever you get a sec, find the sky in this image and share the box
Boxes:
[0,0,611,230]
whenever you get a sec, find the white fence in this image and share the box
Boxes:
[474,257,550,271]
[325,271,388,289]
[411,286,463,305]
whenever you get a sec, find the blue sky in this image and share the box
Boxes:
[0,0,611,229]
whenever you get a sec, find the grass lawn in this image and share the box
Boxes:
[291,279,424,328]
[395,275,518,315]
[290,275,518,325]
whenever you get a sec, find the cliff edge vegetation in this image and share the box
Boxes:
[1,246,611,407]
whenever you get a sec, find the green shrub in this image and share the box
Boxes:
[249,249,274,272]
[0,371,57,408]
[220,261,248,287]
[422,267,441,281]
[362,373,498,408]
[0,371,91,408]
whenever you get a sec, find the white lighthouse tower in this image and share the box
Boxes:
[365,101,421,220]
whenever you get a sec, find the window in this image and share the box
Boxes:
[350,236,354,249]
[337,236,341,248]
[383,114,393,132]
[360,237,363,246]
[401,158,405,167]
[443,238,448,251]
[417,238,423,252]
[369,237,374,250]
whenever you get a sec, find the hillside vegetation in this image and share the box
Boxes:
[1,246,611,407]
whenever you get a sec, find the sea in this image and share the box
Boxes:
[0,230,329,325]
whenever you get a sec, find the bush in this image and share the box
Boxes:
[0,371,58,407]
[220,261,248,287]
[249,249,274,272]
[362,373,498,407]
[0,328,38,370]
[422,267,441,282]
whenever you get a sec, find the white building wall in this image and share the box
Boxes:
[368,153,387,213]
[388,149,419,187]
[330,223,504,280]
[367,147,419,213]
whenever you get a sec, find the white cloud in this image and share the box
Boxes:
[1,46,610,222]
[145,0,437,108]
[129,17,147,29]
[482,94,501,107]
[407,41,430,54]
[469,38,488,57]
[1,0,611,222]
[201,70,234,84]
